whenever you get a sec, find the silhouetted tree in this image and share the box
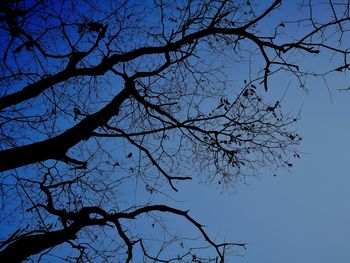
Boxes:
[0,0,349,262]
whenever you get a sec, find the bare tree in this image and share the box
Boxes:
[0,0,349,262]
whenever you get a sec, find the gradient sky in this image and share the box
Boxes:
[2,1,350,262]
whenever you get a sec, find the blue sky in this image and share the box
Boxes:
[173,67,350,262]
[103,2,350,261]
[185,5,350,261]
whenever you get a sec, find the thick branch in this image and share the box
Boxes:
[0,223,83,263]
[0,87,130,172]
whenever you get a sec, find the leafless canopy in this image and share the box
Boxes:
[0,0,349,262]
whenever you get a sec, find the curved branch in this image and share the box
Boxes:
[1,22,285,110]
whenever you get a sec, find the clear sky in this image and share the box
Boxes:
[172,58,350,262]
[163,3,350,262]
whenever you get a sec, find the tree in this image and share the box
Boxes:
[0,0,349,262]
